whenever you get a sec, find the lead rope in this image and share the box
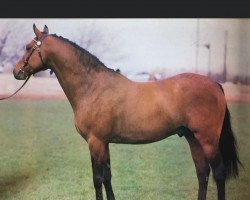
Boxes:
[0,75,31,100]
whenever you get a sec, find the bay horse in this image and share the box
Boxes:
[13,25,241,200]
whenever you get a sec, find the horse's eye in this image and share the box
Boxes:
[25,46,31,51]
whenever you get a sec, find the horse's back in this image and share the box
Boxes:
[158,73,226,107]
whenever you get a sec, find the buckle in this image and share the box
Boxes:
[37,41,41,46]
[33,38,42,46]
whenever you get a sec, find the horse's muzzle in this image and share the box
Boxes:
[13,67,27,80]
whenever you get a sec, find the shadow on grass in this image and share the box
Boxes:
[0,172,35,199]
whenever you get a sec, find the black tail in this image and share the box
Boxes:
[219,105,242,179]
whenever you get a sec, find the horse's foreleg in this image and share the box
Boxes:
[89,138,106,200]
[103,145,115,200]
[89,138,115,200]
[186,136,210,200]
[91,156,104,200]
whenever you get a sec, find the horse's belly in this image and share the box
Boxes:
[110,124,179,144]
[111,103,182,144]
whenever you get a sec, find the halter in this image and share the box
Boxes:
[0,37,46,100]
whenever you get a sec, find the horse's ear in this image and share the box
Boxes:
[43,25,49,34]
[33,24,42,38]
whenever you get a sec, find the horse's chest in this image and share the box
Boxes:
[74,108,113,140]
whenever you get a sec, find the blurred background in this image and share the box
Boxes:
[0,18,249,83]
[1,18,250,102]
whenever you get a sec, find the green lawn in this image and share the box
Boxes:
[0,100,249,200]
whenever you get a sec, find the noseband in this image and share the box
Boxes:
[18,37,46,78]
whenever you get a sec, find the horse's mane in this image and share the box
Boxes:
[51,34,115,73]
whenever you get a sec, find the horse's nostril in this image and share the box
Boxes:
[13,66,26,80]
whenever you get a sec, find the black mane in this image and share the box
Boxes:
[51,34,114,73]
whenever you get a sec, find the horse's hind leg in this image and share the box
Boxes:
[186,136,210,200]
[202,145,226,200]
[210,156,226,200]
[194,131,226,200]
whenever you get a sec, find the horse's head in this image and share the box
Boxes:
[13,24,50,80]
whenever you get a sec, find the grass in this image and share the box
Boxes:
[0,100,249,200]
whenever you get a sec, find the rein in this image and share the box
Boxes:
[0,37,45,101]
[0,75,31,100]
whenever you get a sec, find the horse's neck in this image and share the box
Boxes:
[48,39,119,111]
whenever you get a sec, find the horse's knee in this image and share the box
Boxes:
[93,174,104,189]
[104,172,112,183]
[104,162,112,181]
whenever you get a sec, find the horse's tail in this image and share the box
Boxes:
[219,102,242,179]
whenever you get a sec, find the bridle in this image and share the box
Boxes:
[0,36,46,100]
[18,37,46,78]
